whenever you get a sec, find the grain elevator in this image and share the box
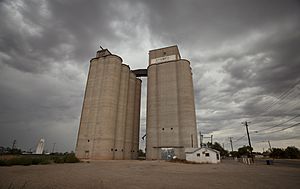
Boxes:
[75,48,141,160]
[75,45,197,160]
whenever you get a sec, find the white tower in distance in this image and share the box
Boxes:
[35,138,45,154]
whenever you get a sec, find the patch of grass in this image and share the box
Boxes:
[169,158,201,164]
[53,156,65,164]
[0,153,79,166]
[63,153,80,163]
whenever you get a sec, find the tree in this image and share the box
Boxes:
[270,148,285,158]
[230,151,239,158]
[285,146,300,159]
[238,146,253,157]
[209,142,229,157]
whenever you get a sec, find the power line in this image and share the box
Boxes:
[261,79,300,114]
[278,135,300,140]
[254,114,300,133]
[233,135,246,142]
[257,122,300,135]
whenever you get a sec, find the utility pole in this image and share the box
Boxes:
[211,135,213,144]
[268,140,272,152]
[242,121,254,162]
[12,139,16,149]
[229,137,234,152]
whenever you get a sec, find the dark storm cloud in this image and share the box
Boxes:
[144,0,300,49]
[0,0,299,152]
[0,0,124,73]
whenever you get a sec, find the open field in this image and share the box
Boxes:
[0,159,299,189]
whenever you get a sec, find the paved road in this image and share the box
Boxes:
[255,159,300,168]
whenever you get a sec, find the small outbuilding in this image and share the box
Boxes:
[185,147,221,164]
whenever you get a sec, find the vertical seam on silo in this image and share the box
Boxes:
[155,64,159,159]
[131,78,138,159]
[122,69,129,159]
[131,79,136,159]
[113,63,122,159]
[92,58,104,159]
[123,71,130,160]
[133,79,141,159]
[175,61,181,153]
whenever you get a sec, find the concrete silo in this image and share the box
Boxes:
[75,48,141,160]
[113,65,130,160]
[146,45,198,160]
[132,79,142,159]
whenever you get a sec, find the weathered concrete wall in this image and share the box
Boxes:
[146,64,159,160]
[123,72,137,160]
[113,65,130,160]
[146,46,198,160]
[177,60,198,150]
[76,50,141,160]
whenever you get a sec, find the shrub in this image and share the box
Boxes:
[0,159,8,166]
[8,157,32,166]
[53,157,65,164]
[31,158,42,165]
[64,153,80,163]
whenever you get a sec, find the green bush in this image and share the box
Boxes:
[0,154,79,166]
[53,157,64,164]
[0,159,8,166]
[39,159,51,164]
[8,157,32,166]
[31,158,42,165]
[63,153,80,163]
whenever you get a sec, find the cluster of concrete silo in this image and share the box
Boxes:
[76,45,198,161]
[75,49,141,160]
[146,46,198,160]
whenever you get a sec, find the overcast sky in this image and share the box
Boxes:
[0,0,299,153]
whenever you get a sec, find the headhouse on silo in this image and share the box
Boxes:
[146,46,198,160]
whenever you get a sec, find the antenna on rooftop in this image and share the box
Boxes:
[100,45,104,50]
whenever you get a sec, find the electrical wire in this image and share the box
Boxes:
[233,135,246,142]
[261,79,300,114]
[257,122,300,135]
[253,114,300,133]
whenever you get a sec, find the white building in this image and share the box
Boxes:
[185,147,221,164]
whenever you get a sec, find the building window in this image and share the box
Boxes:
[205,153,210,157]
[171,128,173,130]
[197,153,200,157]
[88,140,90,142]
[115,149,117,151]
[111,148,113,151]
[162,128,164,130]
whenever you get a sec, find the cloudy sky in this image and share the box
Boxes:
[0,0,299,153]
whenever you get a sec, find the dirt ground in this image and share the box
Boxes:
[0,159,299,189]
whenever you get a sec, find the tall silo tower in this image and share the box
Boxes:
[146,45,198,160]
[75,48,141,160]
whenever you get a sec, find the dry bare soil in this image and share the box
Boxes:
[0,159,299,189]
